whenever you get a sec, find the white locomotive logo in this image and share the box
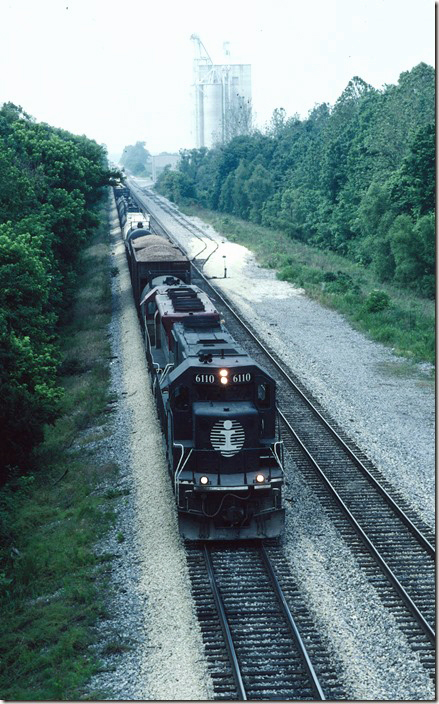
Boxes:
[210,419,245,457]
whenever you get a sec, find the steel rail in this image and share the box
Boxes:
[196,277,435,558]
[260,545,326,700]
[128,180,218,264]
[278,408,435,645]
[128,180,434,559]
[203,545,247,701]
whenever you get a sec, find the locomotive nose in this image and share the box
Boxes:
[222,504,245,525]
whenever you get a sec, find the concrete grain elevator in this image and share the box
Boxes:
[191,35,252,149]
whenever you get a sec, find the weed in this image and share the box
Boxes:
[364,290,391,313]
[104,488,130,500]
[102,640,133,655]
[0,197,118,700]
[183,204,434,365]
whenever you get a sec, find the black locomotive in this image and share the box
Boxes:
[114,184,285,540]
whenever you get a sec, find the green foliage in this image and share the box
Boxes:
[156,165,195,204]
[157,63,435,301]
[0,211,118,700]
[388,213,435,297]
[0,102,116,480]
[364,290,391,313]
[120,141,151,176]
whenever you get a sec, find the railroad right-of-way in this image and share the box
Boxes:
[128,176,435,700]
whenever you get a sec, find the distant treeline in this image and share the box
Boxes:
[157,63,434,299]
[120,141,151,176]
[0,103,115,480]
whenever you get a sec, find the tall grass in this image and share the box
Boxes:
[0,197,119,700]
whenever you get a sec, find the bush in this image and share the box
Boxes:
[364,290,391,313]
[0,103,115,479]
[323,271,360,294]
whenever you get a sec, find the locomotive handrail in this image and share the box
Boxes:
[273,441,285,476]
[151,362,160,393]
[173,443,184,467]
[174,444,193,501]
[159,363,174,383]
[173,443,185,499]
[154,310,160,349]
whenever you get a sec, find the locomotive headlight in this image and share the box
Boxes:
[200,476,209,485]
[255,474,266,484]
[219,369,228,385]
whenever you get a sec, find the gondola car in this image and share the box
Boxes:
[130,235,191,305]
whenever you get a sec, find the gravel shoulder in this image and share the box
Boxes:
[85,198,213,700]
[89,182,435,701]
[129,179,435,700]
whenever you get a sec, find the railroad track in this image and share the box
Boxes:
[127,179,436,680]
[186,541,343,700]
[137,186,220,265]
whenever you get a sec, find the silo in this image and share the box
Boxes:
[191,36,252,148]
[193,82,205,147]
[203,80,223,148]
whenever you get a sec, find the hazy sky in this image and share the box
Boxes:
[0,0,435,160]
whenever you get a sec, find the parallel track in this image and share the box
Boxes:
[127,179,436,679]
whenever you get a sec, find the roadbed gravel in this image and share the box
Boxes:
[85,198,213,700]
[86,185,434,700]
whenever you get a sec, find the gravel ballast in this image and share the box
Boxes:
[126,179,435,700]
[86,183,434,700]
[85,199,213,700]
[137,183,434,529]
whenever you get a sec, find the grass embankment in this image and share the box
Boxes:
[0,198,120,700]
[183,205,435,368]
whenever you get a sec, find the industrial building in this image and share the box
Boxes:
[191,35,252,149]
[151,153,180,181]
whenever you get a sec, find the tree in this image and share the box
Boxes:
[0,103,115,479]
[224,96,253,142]
[389,213,435,297]
[218,171,236,213]
[391,123,435,217]
[155,167,195,203]
[245,164,274,223]
[0,226,61,475]
[231,160,252,219]
[352,180,395,266]
[120,141,151,176]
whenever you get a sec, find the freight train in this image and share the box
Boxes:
[113,184,285,540]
